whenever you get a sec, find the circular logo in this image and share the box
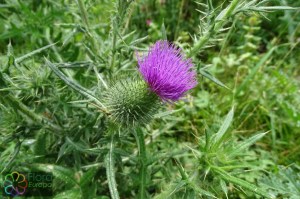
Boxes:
[4,171,28,196]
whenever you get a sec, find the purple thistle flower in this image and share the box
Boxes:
[137,40,197,101]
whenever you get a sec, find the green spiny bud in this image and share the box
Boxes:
[103,76,160,127]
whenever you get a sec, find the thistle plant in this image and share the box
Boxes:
[0,0,299,199]
[103,40,197,198]
[104,40,197,127]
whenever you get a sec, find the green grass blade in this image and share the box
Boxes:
[235,46,276,95]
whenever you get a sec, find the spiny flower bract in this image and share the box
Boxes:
[137,40,197,102]
[103,76,160,127]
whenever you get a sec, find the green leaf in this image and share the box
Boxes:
[199,69,230,90]
[44,58,106,110]
[154,108,182,118]
[7,42,15,67]
[15,43,57,64]
[235,46,276,95]
[220,179,228,199]
[213,167,275,198]
[57,142,72,162]
[53,188,81,199]
[161,21,167,40]
[79,168,98,187]
[0,141,21,173]
[255,6,298,11]
[229,132,267,157]
[34,131,47,156]
[130,35,148,46]
[212,107,234,148]
[66,137,103,155]
[30,164,79,186]
[189,181,217,198]
[260,166,300,197]
[154,181,187,199]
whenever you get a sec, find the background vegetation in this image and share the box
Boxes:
[0,0,299,198]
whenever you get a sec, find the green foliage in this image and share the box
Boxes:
[260,165,300,198]
[0,0,299,198]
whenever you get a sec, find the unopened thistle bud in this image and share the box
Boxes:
[104,40,197,127]
[103,77,160,127]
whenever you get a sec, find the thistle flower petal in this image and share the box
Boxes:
[137,41,197,101]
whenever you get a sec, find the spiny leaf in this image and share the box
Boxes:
[199,69,230,90]
[44,58,106,110]
[53,188,81,199]
[154,181,187,199]
[261,6,297,10]
[0,141,21,173]
[66,137,103,155]
[30,164,79,186]
[79,168,98,187]
[229,132,268,157]
[212,107,234,149]
[154,108,182,118]
[220,179,228,199]
[15,43,57,64]
[213,167,275,198]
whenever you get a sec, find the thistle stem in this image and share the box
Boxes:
[106,133,120,199]
[76,0,90,30]
[109,19,117,70]
[135,128,148,199]
[188,0,240,57]
[76,0,101,59]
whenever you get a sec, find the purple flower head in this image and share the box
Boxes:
[137,40,197,101]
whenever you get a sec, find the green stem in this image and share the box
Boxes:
[76,0,90,30]
[174,0,186,39]
[188,0,240,57]
[109,19,117,70]
[76,0,101,59]
[135,128,148,199]
[106,133,120,199]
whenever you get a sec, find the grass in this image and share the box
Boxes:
[0,0,299,198]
